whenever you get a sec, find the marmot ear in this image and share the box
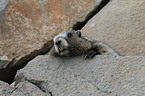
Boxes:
[75,30,81,37]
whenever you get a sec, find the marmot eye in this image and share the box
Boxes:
[67,33,72,38]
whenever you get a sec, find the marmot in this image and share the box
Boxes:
[49,30,120,58]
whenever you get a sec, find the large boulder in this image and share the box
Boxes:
[82,0,145,56]
[0,0,103,60]
[16,55,145,95]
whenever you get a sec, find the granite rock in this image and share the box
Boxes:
[11,81,50,96]
[0,81,14,96]
[16,55,145,95]
[0,80,50,96]
[0,0,9,11]
[82,0,145,56]
[0,0,103,59]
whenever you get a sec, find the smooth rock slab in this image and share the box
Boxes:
[82,0,145,56]
[16,55,145,96]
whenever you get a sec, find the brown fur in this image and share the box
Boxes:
[49,30,120,58]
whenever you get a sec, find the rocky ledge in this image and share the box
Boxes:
[1,55,144,96]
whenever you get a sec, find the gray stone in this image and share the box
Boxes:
[0,0,9,11]
[82,0,145,56]
[0,0,8,27]
[11,81,50,96]
[0,80,50,96]
[16,55,145,95]
[0,81,14,96]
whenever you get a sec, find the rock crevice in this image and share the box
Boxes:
[14,55,145,95]
[72,0,110,30]
[0,0,145,95]
[0,0,110,84]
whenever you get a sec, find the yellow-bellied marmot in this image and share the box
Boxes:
[49,30,120,58]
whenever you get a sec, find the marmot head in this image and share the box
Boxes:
[53,30,91,56]
[53,30,83,56]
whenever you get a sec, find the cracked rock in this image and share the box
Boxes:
[0,40,53,84]
[0,0,103,60]
[0,57,17,84]
[0,80,51,96]
[82,0,145,56]
[0,81,14,96]
[11,81,50,96]
[16,55,145,95]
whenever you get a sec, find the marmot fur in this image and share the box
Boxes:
[49,30,120,58]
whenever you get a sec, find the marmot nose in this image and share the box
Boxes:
[55,41,61,45]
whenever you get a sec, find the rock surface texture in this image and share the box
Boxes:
[0,81,50,96]
[0,0,145,95]
[0,0,105,84]
[82,0,145,56]
[0,81,14,95]
[15,55,145,96]
[0,0,103,60]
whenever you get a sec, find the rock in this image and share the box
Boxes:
[0,81,14,95]
[0,56,16,84]
[0,40,53,84]
[0,56,9,68]
[82,0,145,56]
[0,81,50,96]
[0,0,8,25]
[0,0,103,60]
[0,58,17,84]
[11,81,50,96]
[0,0,9,11]
[16,55,145,95]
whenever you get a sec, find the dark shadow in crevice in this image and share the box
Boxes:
[0,40,53,84]
[72,0,110,30]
